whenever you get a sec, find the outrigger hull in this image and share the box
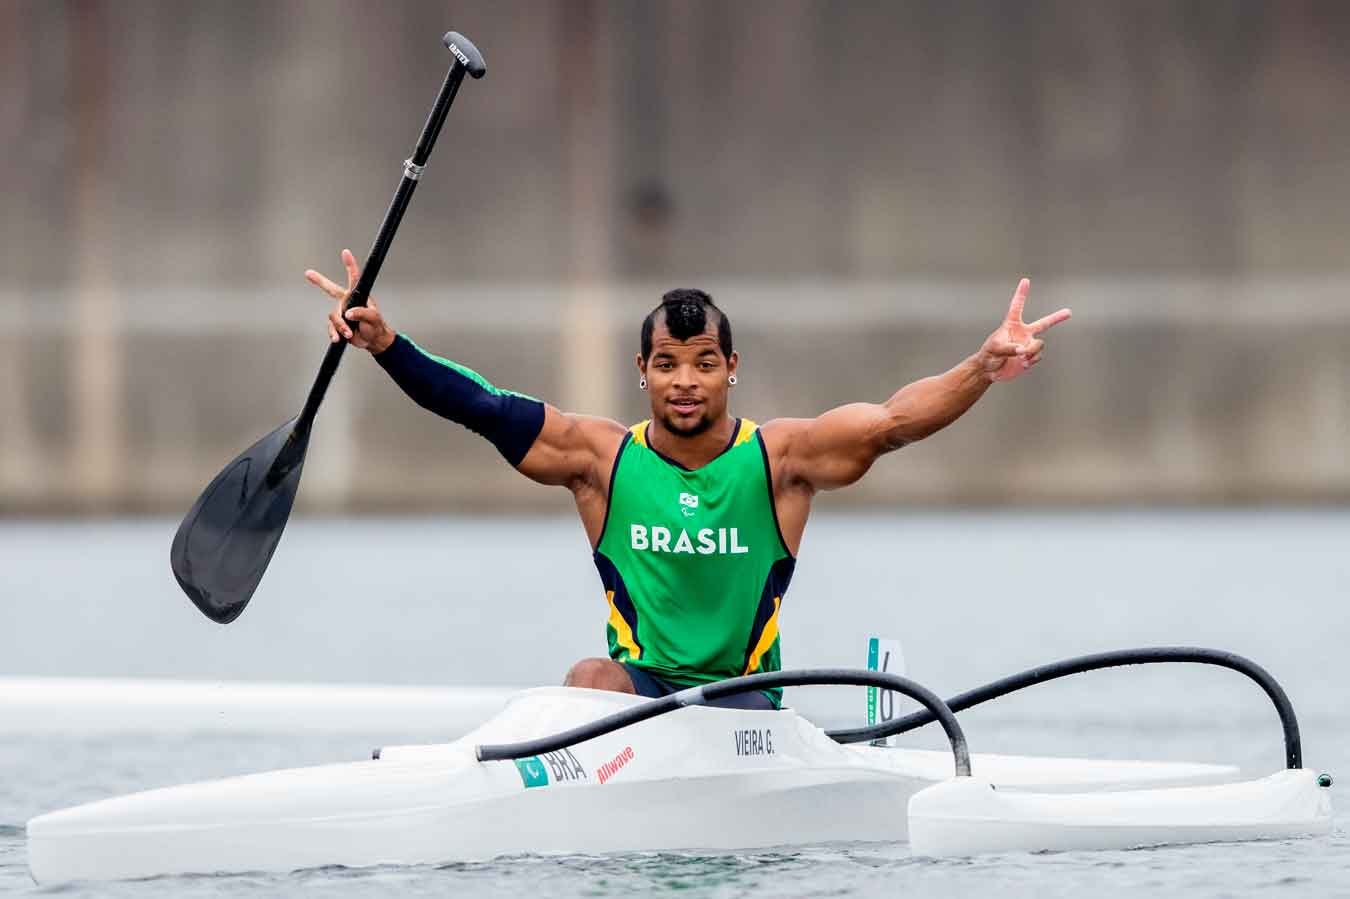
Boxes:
[910,768,1331,856]
[28,687,1260,884]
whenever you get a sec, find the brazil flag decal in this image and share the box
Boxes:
[515,756,550,788]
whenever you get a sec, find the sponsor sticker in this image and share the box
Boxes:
[596,745,635,784]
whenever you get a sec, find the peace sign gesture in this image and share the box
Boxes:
[978,278,1072,382]
[304,249,397,354]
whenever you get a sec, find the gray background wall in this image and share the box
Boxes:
[2,1,1347,512]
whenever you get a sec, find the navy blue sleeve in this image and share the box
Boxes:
[375,334,546,467]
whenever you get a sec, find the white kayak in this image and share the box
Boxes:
[26,684,1331,884]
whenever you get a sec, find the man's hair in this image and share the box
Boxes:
[640,288,734,360]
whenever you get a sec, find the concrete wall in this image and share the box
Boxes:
[3,277,1347,513]
[2,1,1348,512]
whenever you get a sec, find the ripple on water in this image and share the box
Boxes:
[2,831,1349,898]
[1,514,1347,896]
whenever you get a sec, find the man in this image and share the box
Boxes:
[307,250,1070,710]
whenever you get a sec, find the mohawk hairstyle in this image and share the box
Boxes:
[640,288,734,360]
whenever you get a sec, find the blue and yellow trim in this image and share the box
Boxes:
[606,590,642,662]
[740,555,796,681]
[629,418,757,452]
[742,596,780,674]
[595,552,643,663]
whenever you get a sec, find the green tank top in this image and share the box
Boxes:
[593,419,796,707]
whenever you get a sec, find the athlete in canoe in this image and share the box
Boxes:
[307,251,1070,709]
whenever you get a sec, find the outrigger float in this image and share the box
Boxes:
[27,647,1332,883]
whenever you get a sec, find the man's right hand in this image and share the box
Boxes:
[304,248,396,354]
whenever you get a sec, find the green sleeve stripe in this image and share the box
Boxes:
[404,335,540,402]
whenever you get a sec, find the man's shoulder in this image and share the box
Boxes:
[755,418,821,501]
[537,408,628,471]
[757,417,813,451]
[555,410,628,440]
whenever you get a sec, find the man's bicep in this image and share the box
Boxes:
[778,403,895,491]
[515,406,624,488]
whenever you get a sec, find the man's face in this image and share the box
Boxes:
[637,318,738,438]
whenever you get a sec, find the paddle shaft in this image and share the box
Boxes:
[172,33,484,620]
[296,47,477,434]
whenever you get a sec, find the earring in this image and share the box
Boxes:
[728,374,738,386]
[639,378,647,390]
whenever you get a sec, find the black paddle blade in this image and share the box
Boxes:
[170,418,311,624]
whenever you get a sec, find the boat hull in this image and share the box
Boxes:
[25,687,1251,883]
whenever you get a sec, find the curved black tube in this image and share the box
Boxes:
[827,647,1303,770]
[476,668,972,777]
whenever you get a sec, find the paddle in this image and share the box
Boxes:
[171,32,486,624]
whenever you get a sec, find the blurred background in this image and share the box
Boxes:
[4,5,1349,892]
[0,0,1347,719]
[4,0,1348,516]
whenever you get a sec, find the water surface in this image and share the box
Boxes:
[2,511,1346,895]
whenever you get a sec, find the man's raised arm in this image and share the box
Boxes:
[306,250,620,492]
[769,279,1071,492]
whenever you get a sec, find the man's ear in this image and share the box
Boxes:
[634,352,646,377]
[726,350,739,377]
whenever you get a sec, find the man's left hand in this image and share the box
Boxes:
[977,278,1072,382]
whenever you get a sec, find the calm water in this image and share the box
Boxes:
[2,511,1348,896]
